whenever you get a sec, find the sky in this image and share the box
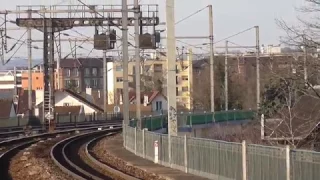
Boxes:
[0,0,306,62]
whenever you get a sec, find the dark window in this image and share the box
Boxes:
[116,77,123,82]
[182,86,188,92]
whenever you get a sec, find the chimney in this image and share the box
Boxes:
[86,88,92,95]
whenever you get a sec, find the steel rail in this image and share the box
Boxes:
[51,127,123,180]
[0,125,121,179]
[0,120,122,138]
[85,134,139,180]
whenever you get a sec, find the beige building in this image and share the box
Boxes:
[107,49,193,110]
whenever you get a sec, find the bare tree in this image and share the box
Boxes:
[277,0,320,48]
[259,54,320,150]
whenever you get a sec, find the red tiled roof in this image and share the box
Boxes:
[128,90,165,104]
[62,89,103,112]
[55,106,81,114]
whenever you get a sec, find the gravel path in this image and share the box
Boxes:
[92,134,165,180]
[9,135,76,180]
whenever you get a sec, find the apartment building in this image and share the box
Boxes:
[107,49,193,110]
[21,71,44,90]
[56,58,105,91]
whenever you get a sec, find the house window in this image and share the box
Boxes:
[65,80,71,86]
[92,79,98,88]
[182,65,188,70]
[176,65,179,73]
[182,76,188,81]
[182,86,189,92]
[74,80,79,87]
[64,68,71,77]
[156,101,162,111]
[116,77,123,82]
[84,78,90,87]
[176,87,179,96]
[63,103,70,106]
[92,68,98,76]
[176,76,179,84]
[116,65,123,71]
[154,64,163,72]
[72,68,79,76]
[85,68,90,76]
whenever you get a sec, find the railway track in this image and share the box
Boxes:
[0,124,122,180]
[85,134,139,180]
[0,120,122,139]
[51,128,138,180]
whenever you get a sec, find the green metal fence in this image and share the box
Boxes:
[124,125,320,180]
[130,110,255,131]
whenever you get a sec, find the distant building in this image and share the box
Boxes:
[129,90,168,112]
[261,44,282,54]
[21,71,44,90]
[35,89,103,116]
[0,69,21,90]
[56,58,104,91]
[106,49,193,110]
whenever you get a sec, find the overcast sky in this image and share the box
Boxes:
[0,0,306,60]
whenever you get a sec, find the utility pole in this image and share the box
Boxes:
[134,0,141,129]
[166,0,178,164]
[255,26,260,110]
[303,37,308,85]
[122,0,130,125]
[225,41,228,111]
[209,5,215,112]
[27,10,32,115]
[103,49,108,114]
[57,32,61,89]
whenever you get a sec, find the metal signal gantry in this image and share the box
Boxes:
[14,4,159,131]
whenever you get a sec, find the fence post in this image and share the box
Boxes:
[69,112,72,123]
[184,135,188,173]
[242,140,247,180]
[135,127,137,155]
[56,113,59,124]
[123,120,126,147]
[150,115,153,131]
[188,112,192,127]
[204,111,207,124]
[75,114,77,127]
[142,128,146,158]
[286,145,290,180]
[169,135,172,167]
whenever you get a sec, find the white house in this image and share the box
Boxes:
[35,89,103,114]
[130,91,167,112]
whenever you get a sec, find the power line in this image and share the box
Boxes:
[214,26,255,45]
[175,6,208,25]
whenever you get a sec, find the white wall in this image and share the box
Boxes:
[55,91,97,114]
[35,90,44,106]
[0,84,15,89]
[151,95,168,112]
